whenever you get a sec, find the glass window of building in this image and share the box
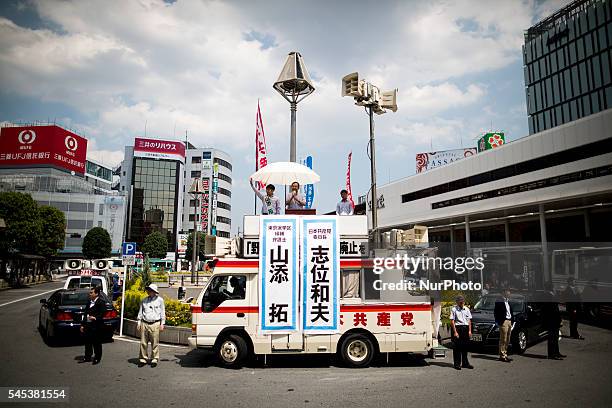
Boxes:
[128,158,180,251]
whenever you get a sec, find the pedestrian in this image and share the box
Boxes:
[80,286,105,365]
[250,179,281,215]
[336,189,354,216]
[542,282,566,360]
[137,283,166,367]
[494,288,514,362]
[286,181,306,210]
[450,295,474,370]
[563,277,584,340]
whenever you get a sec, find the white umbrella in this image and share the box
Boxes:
[250,161,320,186]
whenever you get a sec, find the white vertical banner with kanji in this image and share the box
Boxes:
[259,216,299,334]
[301,216,340,333]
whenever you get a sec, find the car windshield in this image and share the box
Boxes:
[474,295,524,312]
[60,292,89,306]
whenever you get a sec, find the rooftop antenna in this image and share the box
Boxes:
[144,120,148,137]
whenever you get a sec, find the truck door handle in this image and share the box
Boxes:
[237,313,245,318]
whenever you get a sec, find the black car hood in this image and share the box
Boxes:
[470,310,496,324]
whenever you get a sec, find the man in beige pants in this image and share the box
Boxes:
[137,284,166,367]
[494,288,514,362]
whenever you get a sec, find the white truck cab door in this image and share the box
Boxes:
[196,275,250,344]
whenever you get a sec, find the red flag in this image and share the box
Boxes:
[346,151,355,209]
[255,102,268,190]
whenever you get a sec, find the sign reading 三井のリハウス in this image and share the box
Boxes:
[302,217,340,333]
[259,216,298,333]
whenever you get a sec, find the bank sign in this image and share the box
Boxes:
[0,125,88,175]
[477,132,505,152]
[416,148,477,173]
[134,137,186,161]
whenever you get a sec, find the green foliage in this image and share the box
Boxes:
[116,280,191,327]
[142,231,168,259]
[82,227,112,259]
[164,298,192,327]
[184,232,206,262]
[37,206,66,257]
[0,192,42,256]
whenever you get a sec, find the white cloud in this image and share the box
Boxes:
[0,0,565,232]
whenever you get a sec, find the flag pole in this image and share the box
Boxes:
[254,99,259,215]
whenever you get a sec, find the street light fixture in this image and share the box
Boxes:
[273,51,315,162]
[341,72,398,246]
[188,178,205,284]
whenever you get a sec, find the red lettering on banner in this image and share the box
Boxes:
[401,312,414,326]
[353,312,367,327]
[377,312,391,326]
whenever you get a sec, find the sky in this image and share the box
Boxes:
[0,0,570,234]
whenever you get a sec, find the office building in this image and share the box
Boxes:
[120,137,185,254]
[0,123,125,255]
[524,0,612,134]
[182,147,232,239]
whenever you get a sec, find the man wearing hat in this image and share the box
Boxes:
[137,283,166,367]
[450,295,474,370]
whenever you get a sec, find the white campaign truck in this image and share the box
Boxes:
[188,215,444,368]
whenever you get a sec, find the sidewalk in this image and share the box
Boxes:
[0,274,67,291]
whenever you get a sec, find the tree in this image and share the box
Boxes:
[37,206,66,258]
[82,227,112,259]
[141,231,168,259]
[185,232,206,262]
[0,192,41,256]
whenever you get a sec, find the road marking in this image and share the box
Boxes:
[0,288,59,307]
[113,335,188,348]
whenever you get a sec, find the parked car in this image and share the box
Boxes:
[38,289,119,343]
[470,292,558,354]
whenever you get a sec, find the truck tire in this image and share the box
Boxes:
[339,333,375,368]
[217,334,248,368]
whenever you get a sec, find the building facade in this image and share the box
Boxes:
[120,138,186,254]
[368,109,612,288]
[182,147,232,239]
[0,124,125,256]
[524,0,612,134]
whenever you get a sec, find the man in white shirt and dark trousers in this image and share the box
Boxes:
[494,288,514,362]
[137,284,166,367]
[450,295,474,370]
[336,190,354,216]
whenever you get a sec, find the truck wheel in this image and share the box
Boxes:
[217,334,248,368]
[513,328,528,354]
[340,334,375,368]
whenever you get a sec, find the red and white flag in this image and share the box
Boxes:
[255,101,268,190]
[346,151,355,209]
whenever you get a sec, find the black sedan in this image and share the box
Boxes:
[38,289,119,343]
[470,293,557,354]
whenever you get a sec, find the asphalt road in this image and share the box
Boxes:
[1,281,612,408]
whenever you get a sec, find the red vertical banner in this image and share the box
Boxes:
[346,151,355,209]
[255,102,268,190]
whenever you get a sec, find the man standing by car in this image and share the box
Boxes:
[80,286,105,365]
[137,284,166,367]
[564,277,584,340]
[542,282,566,360]
[450,295,474,370]
[495,288,514,362]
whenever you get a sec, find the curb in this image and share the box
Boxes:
[119,318,191,346]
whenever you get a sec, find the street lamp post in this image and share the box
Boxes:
[273,52,315,162]
[341,72,397,247]
[188,179,205,284]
